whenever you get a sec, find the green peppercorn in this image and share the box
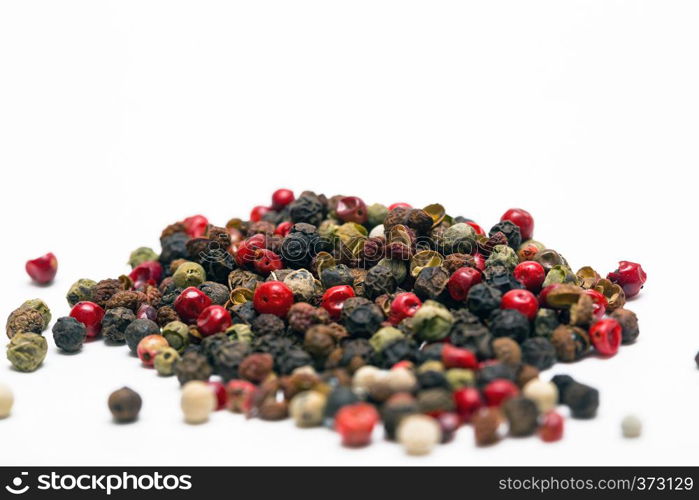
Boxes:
[66,278,96,307]
[485,245,519,272]
[154,347,180,376]
[108,387,142,423]
[128,247,159,268]
[533,248,567,273]
[162,323,189,355]
[369,326,404,352]
[7,332,48,372]
[411,300,454,341]
[367,203,389,228]
[445,368,475,390]
[21,299,51,330]
[376,258,407,285]
[542,265,578,287]
[442,223,477,254]
[172,261,207,288]
[225,323,254,344]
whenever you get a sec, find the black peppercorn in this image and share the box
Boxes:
[416,370,450,391]
[476,362,517,388]
[417,388,455,414]
[484,265,524,294]
[343,303,384,338]
[108,387,142,423]
[251,313,286,337]
[534,308,560,338]
[159,232,189,265]
[449,310,493,360]
[200,332,230,368]
[381,393,419,440]
[561,381,599,419]
[277,348,313,375]
[324,386,360,424]
[102,307,136,344]
[289,194,325,226]
[489,309,530,343]
[174,351,212,385]
[502,396,539,436]
[374,338,418,369]
[212,341,250,381]
[466,283,502,319]
[520,337,556,370]
[551,374,576,395]
[91,279,124,308]
[280,232,317,270]
[52,317,87,353]
[488,220,522,249]
[230,301,258,325]
[124,319,160,353]
[320,265,355,289]
[413,266,449,301]
[198,281,230,305]
[364,265,397,300]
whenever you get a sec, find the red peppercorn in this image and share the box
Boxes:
[513,261,546,292]
[174,287,212,323]
[137,334,168,367]
[447,267,482,301]
[334,403,380,447]
[250,205,271,223]
[584,289,608,321]
[129,261,163,289]
[442,344,478,370]
[253,281,294,317]
[607,261,647,298]
[472,253,486,271]
[453,387,483,422]
[235,234,266,267]
[208,381,228,411]
[388,292,422,325]
[225,379,256,413]
[589,318,622,356]
[321,285,355,320]
[271,188,295,210]
[70,301,105,338]
[387,202,412,210]
[539,411,564,442]
[391,360,414,371]
[274,221,293,237]
[465,221,485,236]
[501,289,539,320]
[483,379,519,407]
[25,252,58,285]
[197,305,232,337]
[500,208,534,241]
[182,214,209,238]
[437,412,461,443]
[136,304,158,321]
[253,249,283,275]
[336,196,368,224]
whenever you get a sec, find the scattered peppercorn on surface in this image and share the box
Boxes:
[2,190,662,464]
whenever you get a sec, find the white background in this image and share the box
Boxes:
[0,1,696,466]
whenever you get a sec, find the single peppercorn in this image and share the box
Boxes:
[489,220,521,249]
[523,379,558,413]
[561,381,599,419]
[342,302,384,338]
[251,313,285,337]
[550,325,590,362]
[211,341,250,381]
[108,387,142,423]
[491,337,522,366]
[91,279,124,308]
[124,319,160,353]
[397,414,442,455]
[52,317,87,353]
[472,407,502,446]
[534,308,560,339]
[21,299,52,330]
[0,383,13,419]
[174,351,212,385]
[101,307,136,344]
[621,415,642,438]
[520,337,556,370]
[610,308,640,344]
[289,390,327,427]
[466,283,502,319]
[7,332,48,372]
[6,306,45,339]
[154,347,180,376]
[66,278,96,307]
[502,396,539,437]
[161,320,190,352]
[181,380,216,424]
[489,309,530,343]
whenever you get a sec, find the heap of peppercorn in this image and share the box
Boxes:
[10,189,648,453]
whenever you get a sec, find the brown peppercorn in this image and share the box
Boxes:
[143,285,162,307]
[258,399,289,421]
[515,364,540,388]
[413,266,450,301]
[105,290,147,312]
[492,337,522,366]
[6,307,45,339]
[228,269,264,291]
[108,387,142,423]
[304,326,337,360]
[382,392,419,440]
[473,407,503,446]
[442,253,476,274]
[287,302,330,334]
[551,325,590,362]
[156,306,180,327]
[416,388,455,414]
[247,220,276,236]
[405,209,434,235]
[239,353,274,384]
[160,221,186,239]
[281,371,322,400]
[383,207,410,233]
[174,351,212,386]
[91,279,124,308]
[502,396,539,437]
[569,293,594,326]
[479,231,508,257]
[610,308,640,344]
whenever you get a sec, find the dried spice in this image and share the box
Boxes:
[520,337,556,370]
[610,308,640,344]
[0,383,13,419]
[6,306,45,339]
[174,351,212,386]
[21,299,52,330]
[66,278,97,307]
[7,332,48,372]
[154,347,180,376]
[489,309,530,343]
[289,390,327,427]
[124,319,160,353]
[181,380,215,424]
[91,279,124,308]
[413,266,450,301]
[560,380,599,419]
[502,397,539,437]
[522,379,558,413]
[108,387,142,423]
[466,283,502,319]
[492,337,522,366]
[52,317,87,353]
[488,221,521,249]
[621,415,642,438]
[397,414,441,455]
[473,407,503,446]
[551,325,590,362]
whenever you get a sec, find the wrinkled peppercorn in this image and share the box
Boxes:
[467,283,502,319]
[551,325,590,362]
[502,396,539,436]
[52,317,87,353]
[124,319,160,353]
[489,309,530,343]
[6,306,45,339]
[561,380,599,419]
[7,332,48,372]
[66,278,96,307]
[520,337,557,370]
[174,351,212,385]
[610,308,640,344]
[489,221,521,249]
[102,307,136,344]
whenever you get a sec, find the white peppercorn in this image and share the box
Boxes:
[621,415,642,438]
[181,380,216,424]
[289,390,327,427]
[523,379,558,413]
[396,414,442,455]
[352,365,382,394]
[0,383,13,418]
